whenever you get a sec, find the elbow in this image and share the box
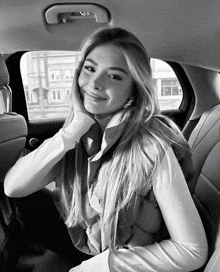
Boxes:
[4,171,20,198]
[199,242,209,268]
[188,243,208,271]
[3,161,27,198]
[4,179,17,198]
[172,237,208,271]
[196,233,209,269]
[4,183,23,198]
[194,247,208,271]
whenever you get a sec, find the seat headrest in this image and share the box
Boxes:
[0,54,9,89]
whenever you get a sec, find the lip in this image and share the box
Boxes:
[84,92,107,102]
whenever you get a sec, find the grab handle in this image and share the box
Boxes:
[45,4,110,24]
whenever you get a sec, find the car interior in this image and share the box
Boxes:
[1,0,220,271]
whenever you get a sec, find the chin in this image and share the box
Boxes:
[84,104,102,115]
[84,107,98,115]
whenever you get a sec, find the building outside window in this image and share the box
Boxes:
[20,52,183,120]
[64,69,74,80]
[161,79,182,97]
[52,90,61,101]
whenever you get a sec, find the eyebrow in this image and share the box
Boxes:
[85,58,128,75]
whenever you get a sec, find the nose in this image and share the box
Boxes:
[90,73,103,91]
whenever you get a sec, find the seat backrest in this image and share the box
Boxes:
[0,54,27,182]
[188,104,220,270]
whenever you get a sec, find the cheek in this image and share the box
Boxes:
[116,85,133,103]
[109,90,130,109]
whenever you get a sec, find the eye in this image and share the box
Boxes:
[84,65,95,72]
[109,74,122,81]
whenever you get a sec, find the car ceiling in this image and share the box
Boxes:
[1,0,220,71]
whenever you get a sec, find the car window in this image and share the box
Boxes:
[151,59,182,111]
[20,51,80,120]
[20,52,183,120]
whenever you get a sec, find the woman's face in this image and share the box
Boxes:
[78,44,134,118]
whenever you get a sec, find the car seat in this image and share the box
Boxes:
[0,53,27,182]
[188,104,220,271]
[0,53,27,271]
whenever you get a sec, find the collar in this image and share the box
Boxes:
[82,109,128,161]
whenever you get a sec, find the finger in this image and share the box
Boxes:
[75,60,83,75]
[72,60,83,88]
[71,62,85,112]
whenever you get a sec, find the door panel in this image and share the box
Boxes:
[26,120,64,151]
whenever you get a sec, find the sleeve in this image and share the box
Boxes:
[4,111,95,198]
[76,147,208,272]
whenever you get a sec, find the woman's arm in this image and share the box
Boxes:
[74,147,208,272]
[4,111,95,198]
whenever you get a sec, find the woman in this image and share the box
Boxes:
[4,27,207,271]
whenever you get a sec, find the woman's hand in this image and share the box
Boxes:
[71,61,91,117]
[63,61,95,139]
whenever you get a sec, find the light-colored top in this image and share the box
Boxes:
[4,110,208,272]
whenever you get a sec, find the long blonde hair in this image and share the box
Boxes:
[60,27,189,251]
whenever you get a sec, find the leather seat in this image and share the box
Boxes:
[0,53,27,271]
[188,104,220,271]
[0,54,27,182]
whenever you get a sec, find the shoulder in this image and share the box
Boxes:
[138,116,171,154]
[140,115,175,141]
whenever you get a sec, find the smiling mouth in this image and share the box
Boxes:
[85,92,106,102]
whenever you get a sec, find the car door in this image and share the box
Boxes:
[6,52,66,151]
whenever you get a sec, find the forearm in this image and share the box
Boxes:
[77,239,207,272]
[108,241,207,272]
[4,111,95,198]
